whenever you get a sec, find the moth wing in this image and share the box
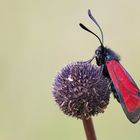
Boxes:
[106,60,140,123]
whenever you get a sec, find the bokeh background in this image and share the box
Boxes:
[0,0,140,140]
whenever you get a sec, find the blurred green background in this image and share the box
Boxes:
[0,0,140,140]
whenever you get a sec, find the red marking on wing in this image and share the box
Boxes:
[106,60,140,112]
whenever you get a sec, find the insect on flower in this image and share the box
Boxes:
[79,9,140,123]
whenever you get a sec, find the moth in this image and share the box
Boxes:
[80,9,140,123]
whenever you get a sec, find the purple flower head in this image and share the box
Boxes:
[53,61,110,119]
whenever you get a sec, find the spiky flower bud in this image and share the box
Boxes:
[52,61,110,119]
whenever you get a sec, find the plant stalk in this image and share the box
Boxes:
[82,117,97,140]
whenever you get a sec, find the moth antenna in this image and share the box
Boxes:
[79,23,103,46]
[88,9,104,45]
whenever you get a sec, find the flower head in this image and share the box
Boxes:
[52,61,110,119]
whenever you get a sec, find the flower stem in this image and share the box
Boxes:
[82,117,97,140]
